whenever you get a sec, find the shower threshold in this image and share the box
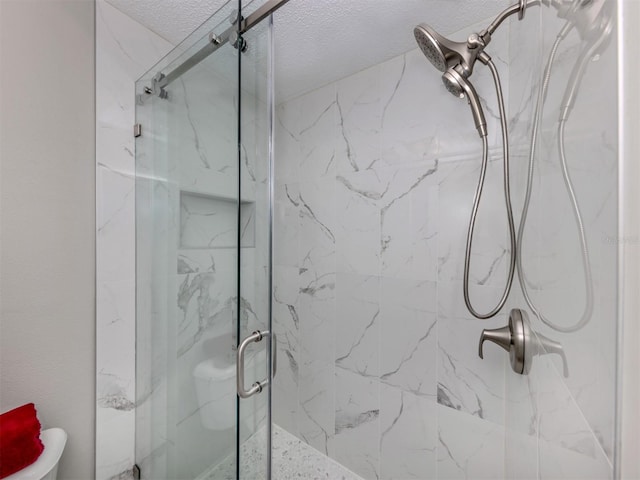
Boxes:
[200,424,364,480]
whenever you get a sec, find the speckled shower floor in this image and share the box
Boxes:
[202,425,364,480]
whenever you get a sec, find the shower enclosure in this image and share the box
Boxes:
[135,2,274,477]
[134,0,621,478]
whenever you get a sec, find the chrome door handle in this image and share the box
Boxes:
[272,332,277,380]
[236,330,277,399]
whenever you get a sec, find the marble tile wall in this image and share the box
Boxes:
[272,18,515,480]
[96,2,172,478]
[273,5,618,479]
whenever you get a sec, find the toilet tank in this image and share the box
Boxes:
[4,428,67,480]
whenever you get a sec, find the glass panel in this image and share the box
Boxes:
[134,1,269,478]
[237,13,273,480]
[505,3,618,479]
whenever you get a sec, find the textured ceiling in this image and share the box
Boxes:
[106,0,512,100]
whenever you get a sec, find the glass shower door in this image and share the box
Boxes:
[134,2,272,478]
[504,3,619,478]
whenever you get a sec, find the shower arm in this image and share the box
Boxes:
[480,0,579,45]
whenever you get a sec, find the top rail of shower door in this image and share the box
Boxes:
[155,0,290,90]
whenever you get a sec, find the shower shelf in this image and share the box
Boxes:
[179,189,255,249]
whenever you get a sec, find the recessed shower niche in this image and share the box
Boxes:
[179,190,255,249]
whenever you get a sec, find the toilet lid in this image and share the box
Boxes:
[4,428,67,480]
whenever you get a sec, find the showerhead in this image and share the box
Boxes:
[414,23,488,137]
[413,23,482,77]
[413,24,449,72]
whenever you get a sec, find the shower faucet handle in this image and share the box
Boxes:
[478,325,511,357]
[478,309,570,377]
[479,309,531,375]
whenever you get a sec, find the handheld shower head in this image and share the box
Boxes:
[443,68,487,137]
[559,0,614,120]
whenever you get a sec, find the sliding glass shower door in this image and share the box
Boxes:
[134,2,273,478]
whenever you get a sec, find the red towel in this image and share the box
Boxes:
[0,403,45,478]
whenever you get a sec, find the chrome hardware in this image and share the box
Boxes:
[518,0,527,20]
[141,73,169,100]
[479,309,569,377]
[133,124,142,138]
[230,30,248,52]
[152,73,169,100]
[236,330,277,399]
[148,1,290,91]
[466,33,485,50]
[209,32,221,45]
[479,308,531,374]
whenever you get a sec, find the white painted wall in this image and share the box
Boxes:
[0,1,96,479]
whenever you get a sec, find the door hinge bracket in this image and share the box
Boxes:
[134,124,142,138]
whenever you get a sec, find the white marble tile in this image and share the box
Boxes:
[331,367,380,480]
[380,385,437,480]
[299,83,338,180]
[437,282,506,424]
[535,356,613,478]
[335,273,380,377]
[380,162,439,282]
[335,63,382,175]
[274,183,300,268]
[274,98,302,187]
[379,277,437,399]
[97,280,136,404]
[272,266,300,435]
[96,407,135,480]
[437,155,513,290]
[437,404,504,480]
[335,170,383,276]
[503,343,539,479]
[298,177,337,274]
[297,365,335,455]
[168,69,243,201]
[96,165,135,284]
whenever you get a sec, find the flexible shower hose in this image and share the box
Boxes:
[463,57,517,319]
[516,23,594,333]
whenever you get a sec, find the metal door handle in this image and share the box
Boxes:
[236,330,277,399]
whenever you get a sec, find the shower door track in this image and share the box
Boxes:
[153,0,290,91]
